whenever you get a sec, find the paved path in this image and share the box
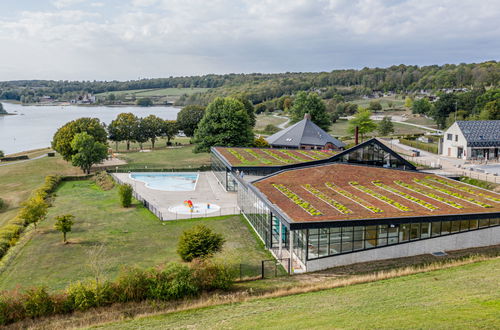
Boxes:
[273,114,290,129]
[0,153,47,167]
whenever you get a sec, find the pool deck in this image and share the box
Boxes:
[112,172,239,220]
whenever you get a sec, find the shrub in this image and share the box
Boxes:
[113,267,151,302]
[191,259,235,291]
[66,280,113,310]
[254,136,270,148]
[264,124,280,135]
[92,171,114,191]
[147,263,199,300]
[177,225,225,262]
[0,150,4,158]
[22,287,55,318]
[0,293,24,325]
[118,184,133,207]
[0,198,6,212]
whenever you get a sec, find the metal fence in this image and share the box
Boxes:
[261,258,291,278]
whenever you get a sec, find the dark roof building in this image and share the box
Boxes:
[442,120,500,160]
[266,114,346,150]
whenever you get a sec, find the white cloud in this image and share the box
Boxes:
[52,0,85,9]
[0,0,499,80]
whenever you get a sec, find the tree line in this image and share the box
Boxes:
[1,61,498,104]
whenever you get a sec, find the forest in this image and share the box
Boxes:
[0,61,498,106]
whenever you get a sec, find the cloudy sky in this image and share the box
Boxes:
[0,0,499,81]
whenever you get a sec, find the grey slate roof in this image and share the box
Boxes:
[266,117,346,148]
[456,121,500,147]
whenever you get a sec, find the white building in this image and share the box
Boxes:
[442,121,500,160]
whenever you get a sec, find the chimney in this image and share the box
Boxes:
[355,126,359,145]
[304,113,311,120]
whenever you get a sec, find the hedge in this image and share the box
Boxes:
[0,260,235,325]
[399,138,439,154]
[0,175,61,259]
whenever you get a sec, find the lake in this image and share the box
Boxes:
[0,103,180,154]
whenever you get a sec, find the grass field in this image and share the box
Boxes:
[352,95,406,109]
[0,180,270,291]
[0,151,81,227]
[329,119,432,139]
[97,258,500,329]
[254,114,288,131]
[96,88,209,98]
[116,144,210,169]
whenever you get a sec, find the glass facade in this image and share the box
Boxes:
[338,143,410,169]
[237,184,272,247]
[211,153,238,191]
[304,217,500,261]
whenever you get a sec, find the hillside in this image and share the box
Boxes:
[96,257,500,329]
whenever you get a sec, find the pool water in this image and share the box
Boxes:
[130,173,199,191]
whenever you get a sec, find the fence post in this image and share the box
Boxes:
[261,260,265,279]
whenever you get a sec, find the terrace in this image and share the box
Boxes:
[253,163,500,224]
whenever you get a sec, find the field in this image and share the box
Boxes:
[115,144,211,169]
[0,180,271,291]
[352,95,406,110]
[329,119,432,138]
[95,88,208,98]
[254,114,288,132]
[0,150,81,227]
[97,257,500,329]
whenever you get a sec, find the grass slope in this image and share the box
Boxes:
[0,181,270,291]
[97,258,500,329]
[0,152,80,227]
[95,88,208,98]
[116,145,210,169]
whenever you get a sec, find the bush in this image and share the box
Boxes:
[254,136,270,148]
[66,280,113,310]
[113,267,151,302]
[118,184,133,207]
[0,198,6,212]
[191,259,235,291]
[177,225,225,262]
[147,263,199,300]
[23,287,55,318]
[264,124,280,135]
[0,150,4,158]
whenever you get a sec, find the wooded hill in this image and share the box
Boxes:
[0,61,498,105]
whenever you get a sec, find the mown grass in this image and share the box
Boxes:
[254,114,288,131]
[0,180,269,291]
[0,152,80,227]
[352,95,406,109]
[96,257,500,329]
[116,144,210,169]
[329,119,430,138]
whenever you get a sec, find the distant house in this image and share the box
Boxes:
[266,114,346,150]
[441,120,500,160]
[71,93,96,104]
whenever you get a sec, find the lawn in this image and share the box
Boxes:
[352,95,406,110]
[254,114,288,131]
[329,119,432,139]
[116,144,211,169]
[97,258,500,329]
[0,151,81,227]
[0,180,270,291]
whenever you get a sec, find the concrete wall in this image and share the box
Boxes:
[305,226,500,272]
[441,122,468,159]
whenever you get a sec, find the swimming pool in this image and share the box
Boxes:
[129,173,199,191]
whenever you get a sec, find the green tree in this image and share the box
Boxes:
[254,136,270,147]
[19,195,48,227]
[412,98,433,115]
[177,225,225,262]
[140,115,164,149]
[52,118,107,161]
[368,100,382,112]
[404,96,413,108]
[161,120,178,145]
[479,99,500,120]
[106,93,116,103]
[432,93,457,129]
[377,116,394,136]
[108,113,139,150]
[70,132,108,174]
[54,214,75,243]
[176,105,205,137]
[0,150,4,158]
[233,95,256,127]
[193,97,254,153]
[119,184,133,207]
[348,108,377,141]
[136,97,153,107]
[0,102,7,114]
[133,118,149,150]
[289,92,331,130]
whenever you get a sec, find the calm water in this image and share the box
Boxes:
[0,103,180,154]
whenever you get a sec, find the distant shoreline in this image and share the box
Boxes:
[1,100,180,108]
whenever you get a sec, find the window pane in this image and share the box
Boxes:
[469,219,478,229]
[353,240,364,251]
[479,219,489,227]
[365,225,377,247]
[388,226,398,244]
[451,221,460,233]
[490,218,499,226]
[378,225,388,246]
[410,223,420,240]
[460,220,469,232]
[400,224,410,242]
[441,221,451,234]
[421,222,431,238]
[431,222,441,237]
